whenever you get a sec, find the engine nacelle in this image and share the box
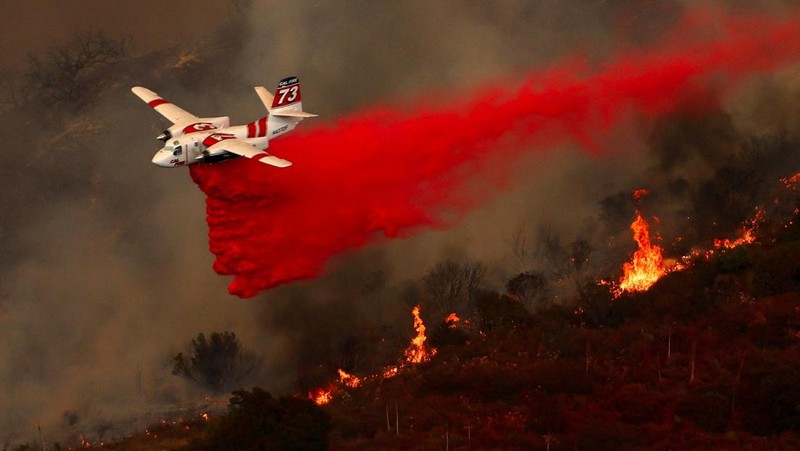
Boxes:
[155,116,231,141]
[196,150,238,164]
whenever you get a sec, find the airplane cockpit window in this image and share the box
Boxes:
[164,145,174,153]
[173,146,182,156]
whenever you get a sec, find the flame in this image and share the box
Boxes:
[382,365,400,379]
[337,368,362,388]
[308,386,334,405]
[780,171,800,190]
[714,208,764,249]
[404,305,437,363]
[617,190,667,295]
[445,312,461,328]
[306,306,439,403]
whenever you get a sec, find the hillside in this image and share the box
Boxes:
[71,210,800,450]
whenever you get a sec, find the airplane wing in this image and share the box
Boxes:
[131,86,199,125]
[205,139,292,168]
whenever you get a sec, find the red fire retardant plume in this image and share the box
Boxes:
[190,10,800,297]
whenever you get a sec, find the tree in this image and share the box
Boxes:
[198,387,332,451]
[423,259,486,316]
[534,224,570,277]
[26,31,128,106]
[507,225,529,269]
[476,292,531,332]
[463,260,487,303]
[173,331,257,393]
[569,238,593,286]
[505,270,548,310]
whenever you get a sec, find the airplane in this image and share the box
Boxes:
[132,76,316,168]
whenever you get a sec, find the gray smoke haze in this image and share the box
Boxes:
[1,0,800,446]
[0,0,233,67]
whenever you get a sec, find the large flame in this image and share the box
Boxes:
[617,190,667,294]
[404,305,436,364]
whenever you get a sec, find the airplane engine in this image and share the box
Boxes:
[156,129,172,141]
[156,116,231,141]
[197,149,237,164]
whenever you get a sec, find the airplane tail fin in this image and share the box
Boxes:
[255,76,317,118]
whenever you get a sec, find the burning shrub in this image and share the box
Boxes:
[173,331,258,394]
[196,387,332,450]
[429,321,469,349]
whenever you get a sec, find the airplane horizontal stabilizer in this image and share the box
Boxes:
[271,110,318,118]
[257,155,293,167]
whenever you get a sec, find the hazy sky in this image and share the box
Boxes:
[0,0,230,69]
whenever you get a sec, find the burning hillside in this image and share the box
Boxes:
[600,168,800,304]
[308,305,443,406]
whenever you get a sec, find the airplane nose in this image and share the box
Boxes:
[151,149,171,167]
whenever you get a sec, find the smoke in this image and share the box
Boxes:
[192,9,800,297]
[2,0,800,446]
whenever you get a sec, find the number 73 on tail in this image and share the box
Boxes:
[131,76,316,168]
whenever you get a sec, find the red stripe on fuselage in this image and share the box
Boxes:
[258,116,268,137]
[202,133,236,147]
[247,122,256,137]
[148,98,169,108]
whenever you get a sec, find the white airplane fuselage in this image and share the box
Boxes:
[151,115,299,167]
